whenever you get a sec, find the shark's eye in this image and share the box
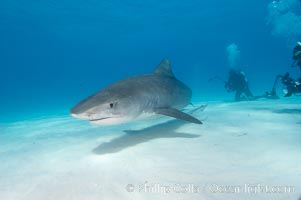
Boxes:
[110,103,114,108]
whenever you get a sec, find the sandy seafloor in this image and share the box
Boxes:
[1,98,301,200]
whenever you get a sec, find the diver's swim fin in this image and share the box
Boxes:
[155,107,202,124]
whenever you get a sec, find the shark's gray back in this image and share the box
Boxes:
[100,73,192,111]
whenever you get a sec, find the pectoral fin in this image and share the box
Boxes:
[154,107,202,124]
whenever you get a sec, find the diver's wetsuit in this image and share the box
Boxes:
[225,70,253,101]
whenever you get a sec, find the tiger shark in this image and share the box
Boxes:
[70,59,202,125]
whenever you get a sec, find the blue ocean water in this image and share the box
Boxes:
[1,0,300,121]
[1,1,301,200]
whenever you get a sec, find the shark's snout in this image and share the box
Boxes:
[70,103,114,121]
[70,105,81,115]
[70,105,91,120]
[70,112,89,120]
[70,113,82,118]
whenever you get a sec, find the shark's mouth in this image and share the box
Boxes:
[89,117,112,122]
[88,115,129,125]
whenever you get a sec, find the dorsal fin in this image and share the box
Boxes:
[153,58,175,77]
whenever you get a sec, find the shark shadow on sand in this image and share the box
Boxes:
[92,105,206,155]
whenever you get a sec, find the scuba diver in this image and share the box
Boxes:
[209,70,279,101]
[265,42,301,97]
[272,72,301,97]
[271,41,301,97]
[225,69,254,101]
[292,41,301,70]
